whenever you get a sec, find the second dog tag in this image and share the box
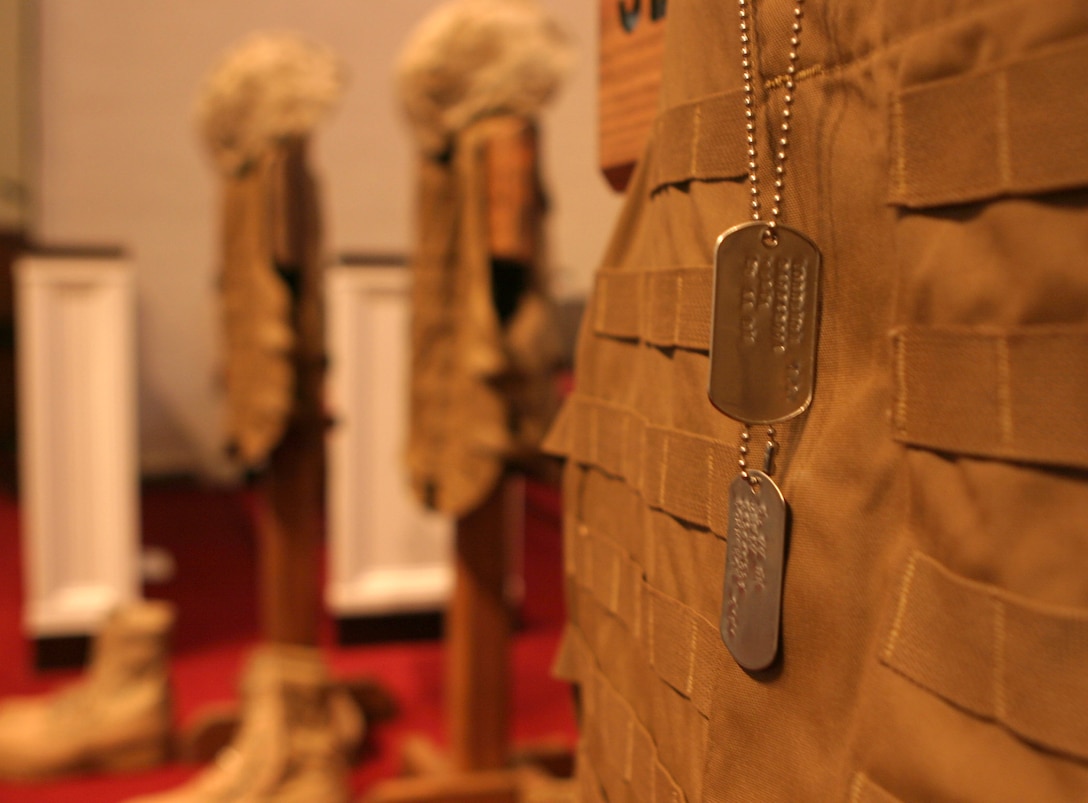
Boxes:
[720,468,788,671]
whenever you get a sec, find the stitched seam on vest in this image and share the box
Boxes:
[993,597,1008,721]
[621,413,633,487]
[892,330,908,435]
[704,447,715,555]
[648,582,657,668]
[665,51,860,122]
[637,410,648,495]
[685,619,698,697]
[624,716,635,782]
[591,401,602,470]
[593,279,607,332]
[690,105,702,177]
[659,435,671,512]
[849,771,865,803]
[641,504,655,593]
[611,540,622,615]
[849,772,907,803]
[996,335,1013,446]
[583,527,595,591]
[674,273,684,344]
[882,552,919,663]
[891,97,906,201]
[763,63,825,91]
[995,69,1012,189]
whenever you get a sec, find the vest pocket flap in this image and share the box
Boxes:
[890,325,1088,470]
[649,90,749,192]
[881,551,1088,763]
[890,37,1088,209]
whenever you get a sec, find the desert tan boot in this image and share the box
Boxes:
[126,643,360,803]
[0,600,175,780]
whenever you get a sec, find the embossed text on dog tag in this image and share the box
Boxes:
[720,469,787,671]
[708,221,821,423]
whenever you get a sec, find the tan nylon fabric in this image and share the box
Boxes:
[547,0,1088,800]
[219,137,325,468]
[407,114,561,517]
[891,325,1088,468]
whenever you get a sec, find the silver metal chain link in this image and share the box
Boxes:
[738,0,804,243]
[735,0,804,482]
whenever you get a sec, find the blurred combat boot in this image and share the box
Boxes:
[0,600,175,780]
[126,644,359,803]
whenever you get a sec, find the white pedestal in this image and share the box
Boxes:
[15,254,140,636]
[325,263,453,617]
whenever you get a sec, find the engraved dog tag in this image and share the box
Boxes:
[720,469,787,671]
[708,222,821,423]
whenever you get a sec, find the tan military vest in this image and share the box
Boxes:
[407,114,561,517]
[546,0,1088,799]
[218,138,325,468]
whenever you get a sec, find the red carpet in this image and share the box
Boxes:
[0,478,575,802]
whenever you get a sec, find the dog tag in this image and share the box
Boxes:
[720,469,787,671]
[708,221,821,424]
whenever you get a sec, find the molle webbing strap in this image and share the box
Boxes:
[882,551,1088,762]
[890,37,1088,208]
[592,268,713,351]
[891,325,1088,470]
[570,526,722,718]
[572,529,647,642]
[642,9,1088,206]
[564,626,688,803]
[649,90,749,192]
[556,394,735,537]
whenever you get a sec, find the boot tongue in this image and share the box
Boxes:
[183,645,351,799]
[243,645,365,761]
[225,645,329,792]
[242,644,327,692]
[87,601,175,690]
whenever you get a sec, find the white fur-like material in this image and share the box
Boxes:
[397,0,573,155]
[196,32,345,174]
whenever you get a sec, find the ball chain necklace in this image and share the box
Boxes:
[708,0,821,671]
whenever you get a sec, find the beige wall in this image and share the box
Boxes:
[33,0,622,476]
[0,0,28,229]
